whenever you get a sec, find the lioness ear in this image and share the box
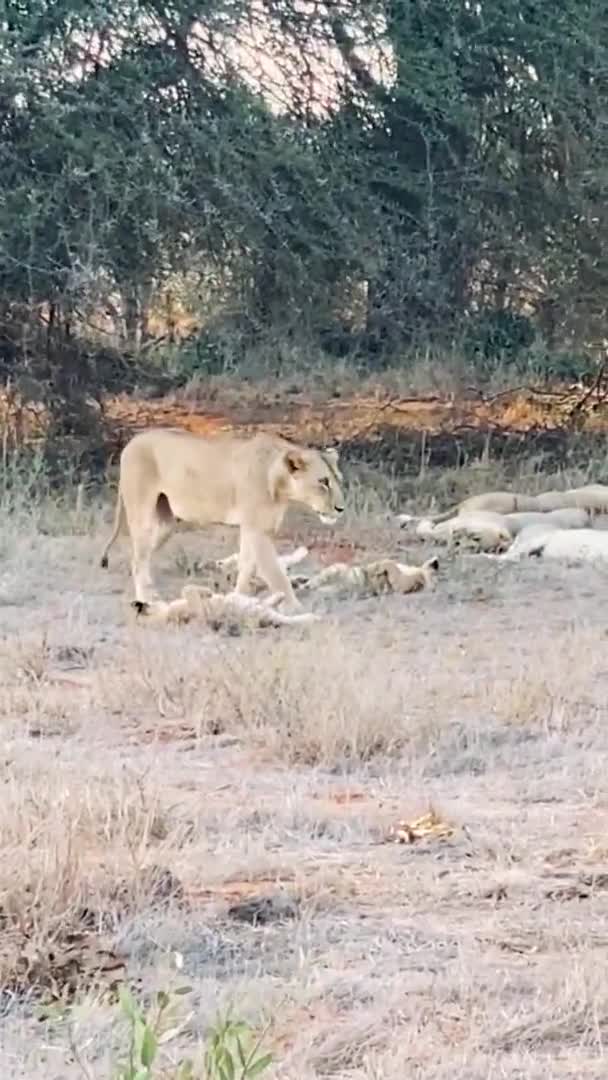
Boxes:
[285,450,306,474]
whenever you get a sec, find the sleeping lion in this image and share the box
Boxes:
[398,483,608,528]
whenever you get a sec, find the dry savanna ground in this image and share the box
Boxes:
[1,451,608,1079]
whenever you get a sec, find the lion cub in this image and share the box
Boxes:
[133,586,319,630]
[209,547,438,599]
[294,556,439,597]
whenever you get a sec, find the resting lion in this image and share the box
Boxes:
[398,483,608,527]
[408,507,590,552]
[502,526,608,563]
[501,507,589,535]
[133,585,321,629]
[412,512,512,553]
[294,556,439,597]
[100,429,344,612]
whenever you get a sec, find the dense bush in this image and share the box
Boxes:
[2,0,608,384]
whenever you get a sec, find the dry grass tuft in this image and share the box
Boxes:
[2,451,608,1076]
[186,627,419,766]
[0,758,188,1006]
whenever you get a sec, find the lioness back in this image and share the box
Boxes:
[121,428,294,529]
[120,430,222,528]
[119,427,344,530]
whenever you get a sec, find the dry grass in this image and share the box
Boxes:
[2,452,608,1078]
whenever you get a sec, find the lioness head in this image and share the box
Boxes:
[274,444,345,525]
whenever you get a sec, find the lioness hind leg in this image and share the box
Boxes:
[130,528,161,603]
[240,530,302,612]
[127,494,176,603]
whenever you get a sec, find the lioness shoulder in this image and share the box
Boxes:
[100,427,344,611]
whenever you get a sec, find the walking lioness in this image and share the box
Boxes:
[100,428,345,611]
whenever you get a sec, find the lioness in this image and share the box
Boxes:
[100,428,345,611]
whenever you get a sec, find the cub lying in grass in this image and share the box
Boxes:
[133,586,320,630]
[213,547,439,599]
[293,556,439,597]
[135,548,439,627]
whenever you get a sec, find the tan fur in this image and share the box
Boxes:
[502,507,590,535]
[407,506,590,554]
[213,546,309,594]
[295,556,439,597]
[133,585,320,629]
[100,429,344,612]
[399,483,608,528]
[417,491,540,524]
[525,484,608,513]
[413,512,512,553]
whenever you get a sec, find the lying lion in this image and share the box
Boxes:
[407,506,591,553]
[133,585,320,629]
[501,507,589,535]
[411,512,512,553]
[501,525,608,563]
[293,556,439,597]
[100,429,344,613]
[398,483,608,528]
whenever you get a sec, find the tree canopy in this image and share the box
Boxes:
[2,0,608,379]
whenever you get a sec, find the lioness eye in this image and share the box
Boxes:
[320,477,330,488]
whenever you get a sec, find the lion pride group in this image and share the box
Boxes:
[101,427,608,631]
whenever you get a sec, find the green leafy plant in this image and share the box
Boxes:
[113,970,272,1080]
[115,983,194,1080]
[203,1014,273,1080]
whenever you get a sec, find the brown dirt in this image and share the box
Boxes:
[101,384,608,449]
[4,382,608,458]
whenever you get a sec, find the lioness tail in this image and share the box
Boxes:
[100,488,125,569]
